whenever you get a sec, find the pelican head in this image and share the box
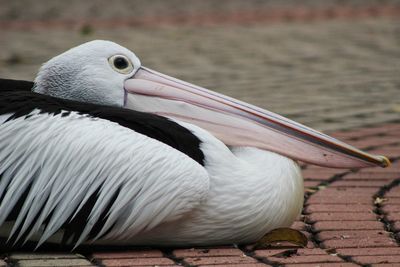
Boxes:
[34,40,141,107]
[33,40,389,169]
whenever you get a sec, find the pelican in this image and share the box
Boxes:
[0,40,389,248]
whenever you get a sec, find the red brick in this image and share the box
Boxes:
[359,167,400,174]
[313,187,378,194]
[322,237,397,249]
[353,255,400,264]
[307,212,377,222]
[268,254,343,264]
[255,248,328,258]
[306,241,317,249]
[304,180,322,188]
[370,140,400,147]
[331,132,363,139]
[317,230,389,241]
[285,263,358,267]
[330,180,387,188]
[15,259,94,266]
[100,257,174,266]
[386,192,400,198]
[391,221,400,232]
[386,187,400,197]
[313,221,383,231]
[253,238,315,249]
[379,123,400,129]
[173,247,244,258]
[305,166,349,173]
[387,212,400,221]
[291,221,307,231]
[337,247,400,256]
[384,198,400,204]
[381,123,400,130]
[348,137,399,148]
[389,164,400,171]
[307,195,373,204]
[305,204,372,213]
[368,148,400,158]
[292,248,330,256]
[9,253,83,260]
[342,172,399,180]
[199,264,268,267]
[254,248,297,258]
[388,186,400,192]
[301,170,337,180]
[336,127,386,137]
[386,185,400,192]
[386,127,400,136]
[92,250,163,259]
[382,205,400,213]
[371,264,400,267]
[184,255,257,265]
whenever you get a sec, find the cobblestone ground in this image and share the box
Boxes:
[2,0,400,21]
[1,18,399,131]
[0,1,399,266]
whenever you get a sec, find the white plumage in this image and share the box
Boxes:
[0,111,209,247]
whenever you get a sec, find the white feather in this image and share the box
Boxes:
[101,122,304,246]
[0,114,12,125]
[0,111,209,246]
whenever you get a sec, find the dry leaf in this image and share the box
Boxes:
[252,227,308,249]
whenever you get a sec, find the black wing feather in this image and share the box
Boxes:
[0,79,204,165]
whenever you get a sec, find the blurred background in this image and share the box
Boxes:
[0,0,399,131]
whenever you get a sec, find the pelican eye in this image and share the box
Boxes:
[108,55,134,74]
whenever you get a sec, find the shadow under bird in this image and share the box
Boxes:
[0,40,389,249]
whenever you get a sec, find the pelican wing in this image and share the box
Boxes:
[0,78,33,92]
[0,97,209,248]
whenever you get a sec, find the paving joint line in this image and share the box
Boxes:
[162,249,194,267]
[82,253,103,267]
[373,158,400,246]
[329,248,367,267]
[2,254,16,267]
[239,246,279,266]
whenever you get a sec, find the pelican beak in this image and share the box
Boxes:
[124,66,390,168]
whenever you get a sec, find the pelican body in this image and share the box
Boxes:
[0,41,388,248]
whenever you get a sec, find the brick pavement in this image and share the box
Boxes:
[2,0,400,22]
[1,18,399,132]
[1,1,400,266]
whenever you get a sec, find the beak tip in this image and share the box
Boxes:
[378,155,391,168]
